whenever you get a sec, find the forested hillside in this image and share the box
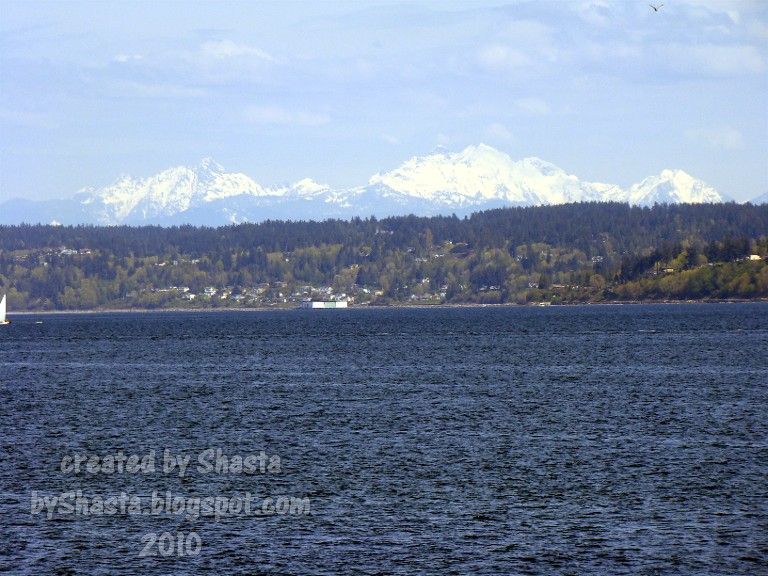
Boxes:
[1,202,766,309]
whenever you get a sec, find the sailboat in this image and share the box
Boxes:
[0,294,10,325]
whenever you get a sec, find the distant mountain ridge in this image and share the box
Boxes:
[749,192,768,205]
[368,145,624,207]
[0,144,729,225]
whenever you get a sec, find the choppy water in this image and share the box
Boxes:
[1,304,767,575]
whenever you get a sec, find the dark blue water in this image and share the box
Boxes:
[1,304,767,575]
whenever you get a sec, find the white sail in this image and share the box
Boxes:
[0,294,6,324]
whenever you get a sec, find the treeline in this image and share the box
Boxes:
[3,202,766,255]
[0,202,766,309]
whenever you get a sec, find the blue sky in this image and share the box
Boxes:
[1,0,766,202]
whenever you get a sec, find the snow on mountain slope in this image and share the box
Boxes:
[77,158,339,224]
[368,144,621,206]
[83,158,268,223]
[0,146,729,225]
[627,169,724,206]
[273,177,332,199]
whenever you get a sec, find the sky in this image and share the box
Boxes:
[1,0,766,202]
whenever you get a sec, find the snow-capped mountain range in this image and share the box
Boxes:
[0,144,737,226]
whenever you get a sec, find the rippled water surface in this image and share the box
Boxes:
[1,304,767,575]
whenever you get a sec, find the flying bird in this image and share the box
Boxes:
[649,3,663,11]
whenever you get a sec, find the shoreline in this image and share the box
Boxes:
[8,298,768,315]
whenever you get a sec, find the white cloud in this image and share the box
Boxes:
[245,106,330,126]
[478,20,558,73]
[478,45,532,71]
[402,91,449,112]
[502,20,554,43]
[200,40,274,62]
[580,41,642,65]
[113,54,143,64]
[382,134,400,145]
[679,0,760,20]
[686,126,745,150]
[663,44,765,76]
[117,81,207,99]
[486,123,514,142]
[748,20,768,39]
[575,0,614,27]
[514,98,550,116]
[155,40,279,85]
[0,108,54,129]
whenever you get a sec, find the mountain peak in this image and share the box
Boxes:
[518,157,564,177]
[0,145,727,225]
[629,169,723,205]
[659,168,694,183]
[290,178,330,196]
[368,144,607,206]
[197,157,225,174]
[457,143,511,163]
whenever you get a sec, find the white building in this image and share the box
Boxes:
[299,300,348,309]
